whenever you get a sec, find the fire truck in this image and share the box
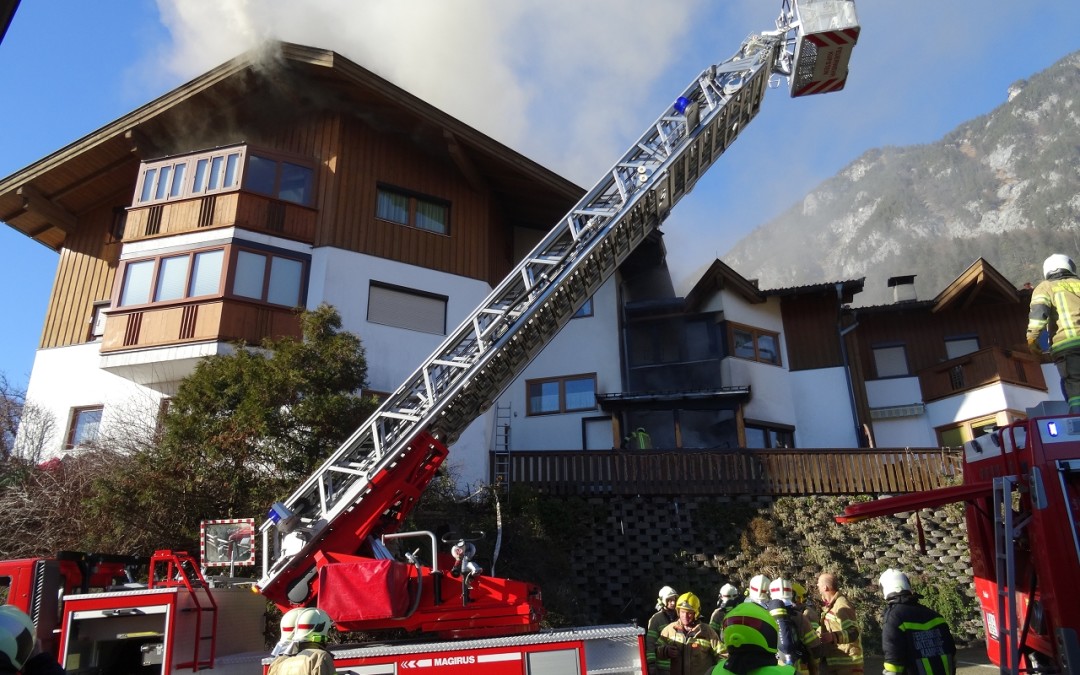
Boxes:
[837,403,1080,675]
[3,1,861,673]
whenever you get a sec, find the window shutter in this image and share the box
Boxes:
[368,285,446,334]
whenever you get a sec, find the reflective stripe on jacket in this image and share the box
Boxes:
[657,619,723,675]
[882,594,956,675]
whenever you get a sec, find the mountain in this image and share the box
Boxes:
[723,51,1080,306]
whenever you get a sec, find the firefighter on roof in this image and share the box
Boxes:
[879,569,956,675]
[657,592,723,675]
[709,601,795,675]
[1027,253,1080,412]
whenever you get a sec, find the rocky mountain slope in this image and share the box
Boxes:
[724,51,1080,305]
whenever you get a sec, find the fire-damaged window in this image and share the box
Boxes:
[628,316,719,366]
[745,420,794,448]
[727,322,781,366]
[527,374,597,415]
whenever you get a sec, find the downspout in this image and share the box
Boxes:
[836,283,862,447]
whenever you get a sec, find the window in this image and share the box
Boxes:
[66,406,103,449]
[376,185,449,235]
[945,336,979,360]
[727,322,781,365]
[89,301,110,341]
[744,421,795,448]
[133,145,315,207]
[117,248,225,308]
[526,374,597,415]
[937,414,1009,447]
[231,249,305,307]
[872,344,909,378]
[572,297,593,319]
[367,283,447,334]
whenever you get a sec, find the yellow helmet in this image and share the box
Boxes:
[676,592,701,617]
[792,581,808,604]
[722,601,780,654]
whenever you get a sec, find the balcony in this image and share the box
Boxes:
[917,346,1045,403]
[493,447,962,497]
[100,298,301,354]
[125,192,316,244]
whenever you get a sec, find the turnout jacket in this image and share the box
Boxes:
[657,619,723,675]
[1028,273,1080,354]
[649,609,679,674]
[881,593,956,675]
[819,593,863,670]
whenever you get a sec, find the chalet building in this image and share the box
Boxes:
[1,41,1059,492]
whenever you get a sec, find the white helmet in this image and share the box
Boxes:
[656,585,679,610]
[1043,254,1076,279]
[747,574,770,603]
[271,607,304,656]
[0,605,35,671]
[719,583,739,601]
[769,577,794,603]
[879,568,911,598]
[292,607,333,645]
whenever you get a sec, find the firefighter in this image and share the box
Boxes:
[648,586,681,675]
[879,569,956,675]
[817,573,863,675]
[790,581,822,675]
[710,583,742,633]
[746,574,770,606]
[709,601,795,675]
[268,607,336,675]
[657,592,723,675]
[0,606,64,675]
[271,607,305,658]
[1027,253,1080,412]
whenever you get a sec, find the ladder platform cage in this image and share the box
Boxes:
[791,0,860,96]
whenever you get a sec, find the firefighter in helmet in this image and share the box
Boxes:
[1027,253,1080,412]
[879,569,957,675]
[0,605,64,675]
[710,583,742,633]
[267,607,336,675]
[271,607,305,658]
[710,601,795,675]
[647,586,680,675]
[656,592,723,675]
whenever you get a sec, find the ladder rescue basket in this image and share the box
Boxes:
[790,0,860,97]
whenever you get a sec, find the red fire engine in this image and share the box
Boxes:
[838,404,1080,675]
[2,1,860,672]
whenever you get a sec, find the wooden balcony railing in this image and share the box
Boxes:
[125,191,316,244]
[101,298,301,353]
[493,447,963,496]
[917,346,1045,402]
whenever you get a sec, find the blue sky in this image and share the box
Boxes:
[2,1,1080,394]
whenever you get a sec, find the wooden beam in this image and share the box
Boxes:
[443,130,487,193]
[51,153,137,201]
[17,184,76,233]
[124,128,164,160]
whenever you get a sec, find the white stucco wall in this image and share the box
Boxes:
[788,367,859,447]
[869,417,936,448]
[496,278,622,451]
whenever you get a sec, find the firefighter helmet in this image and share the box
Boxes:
[291,607,333,645]
[271,607,305,656]
[656,585,679,610]
[0,605,35,670]
[770,577,794,603]
[1043,254,1076,279]
[722,601,780,654]
[747,574,770,603]
[676,592,701,617]
[792,581,808,604]
[879,568,911,598]
[719,583,739,601]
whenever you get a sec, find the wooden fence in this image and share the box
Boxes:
[494,448,963,496]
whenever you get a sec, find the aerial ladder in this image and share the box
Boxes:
[256,0,861,640]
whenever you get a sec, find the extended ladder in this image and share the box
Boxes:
[993,476,1024,675]
[256,2,854,607]
[492,403,512,490]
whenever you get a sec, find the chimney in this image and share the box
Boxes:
[888,275,917,303]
